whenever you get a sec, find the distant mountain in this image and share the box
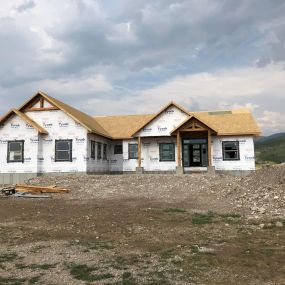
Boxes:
[255,132,285,164]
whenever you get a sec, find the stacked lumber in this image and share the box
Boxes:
[15,184,69,193]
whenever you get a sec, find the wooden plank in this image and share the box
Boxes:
[40,97,44,108]
[177,131,181,166]
[138,137,142,167]
[208,130,212,166]
[25,107,59,112]
[16,184,69,193]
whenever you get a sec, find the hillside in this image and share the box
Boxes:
[255,132,285,164]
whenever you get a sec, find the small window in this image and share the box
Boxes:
[114,144,123,154]
[7,140,24,163]
[103,144,107,160]
[55,140,72,162]
[159,143,175,161]
[91,140,96,159]
[97,142,102,159]
[222,141,240,161]
[128,144,138,159]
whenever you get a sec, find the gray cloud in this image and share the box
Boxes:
[15,0,35,12]
[0,0,285,134]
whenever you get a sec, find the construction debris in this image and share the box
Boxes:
[0,184,69,199]
[15,184,69,193]
[12,192,52,199]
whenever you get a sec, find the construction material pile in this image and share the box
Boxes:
[215,164,285,217]
[1,184,69,198]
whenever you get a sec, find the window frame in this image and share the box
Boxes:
[103,143,107,160]
[90,140,96,159]
[159,143,175,162]
[7,140,24,163]
[97,142,102,160]
[222,141,240,161]
[114,144,123,155]
[128,143,138,159]
[55,139,73,162]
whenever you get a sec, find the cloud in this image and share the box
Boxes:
[15,0,35,12]
[0,0,285,135]
[257,110,285,135]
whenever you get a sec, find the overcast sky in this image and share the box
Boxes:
[0,0,285,135]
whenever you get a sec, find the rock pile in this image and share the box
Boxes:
[215,165,285,217]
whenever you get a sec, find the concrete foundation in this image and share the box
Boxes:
[176,166,184,175]
[0,173,38,184]
[207,166,216,174]
[136,167,144,174]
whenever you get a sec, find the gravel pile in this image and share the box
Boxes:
[26,165,285,218]
[214,165,285,218]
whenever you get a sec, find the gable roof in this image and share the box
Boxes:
[191,110,261,136]
[93,114,154,139]
[18,92,112,138]
[0,109,48,134]
[171,115,218,134]
[131,101,190,136]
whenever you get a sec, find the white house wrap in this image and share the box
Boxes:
[0,92,261,183]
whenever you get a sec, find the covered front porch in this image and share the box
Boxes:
[135,115,217,174]
[172,115,217,174]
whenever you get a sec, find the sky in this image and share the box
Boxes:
[0,0,285,135]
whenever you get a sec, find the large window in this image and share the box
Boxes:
[103,144,107,160]
[7,140,24,163]
[97,142,102,159]
[159,143,175,161]
[222,141,240,161]
[55,140,72,162]
[128,144,138,159]
[91,140,96,159]
[114,144,123,154]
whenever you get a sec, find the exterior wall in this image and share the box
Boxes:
[212,136,255,171]
[110,140,123,172]
[0,115,39,174]
[141,137,177,171]
[122,139,138,172]
[20,110,88,173]
[137,106,189,137]
[87,133,110,173]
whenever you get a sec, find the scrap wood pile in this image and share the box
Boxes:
[0,184,69,199]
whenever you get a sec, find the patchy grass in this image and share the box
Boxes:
[16,263,57,270]
[67,263,114,282]
[164,208,187,213]
[122,272,136,285]
[0,252,18,263]
[0,276,26,285]
[192,211,215,225]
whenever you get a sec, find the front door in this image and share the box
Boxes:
[182,139,208,167]
[190,144,202,166]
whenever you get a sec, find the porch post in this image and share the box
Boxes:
[177,131,181,166]
[207,130,212,166]
[136,136,144,174]
[176,131,184,174]
[138,136,142,167]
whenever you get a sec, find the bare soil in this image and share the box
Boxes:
[0,167,284,284]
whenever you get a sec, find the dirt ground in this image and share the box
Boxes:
[0,168,284,285]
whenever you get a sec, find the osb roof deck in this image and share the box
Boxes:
[93,114,154,139]
[94,109,261,139]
